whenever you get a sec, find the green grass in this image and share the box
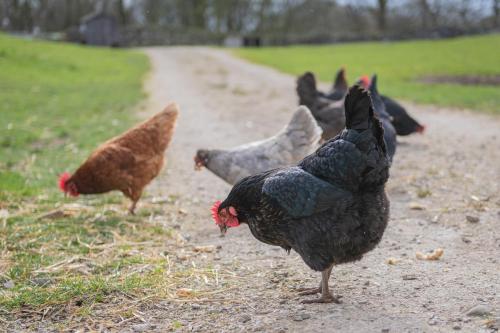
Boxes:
[0,34,166,323]
[0,33,149,200]
[234,34,500,113]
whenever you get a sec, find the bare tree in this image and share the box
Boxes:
[377,0,387,34]
[494,0,499,27]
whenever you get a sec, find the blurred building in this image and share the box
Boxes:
[79,12,121,47]
[223,35,261,48]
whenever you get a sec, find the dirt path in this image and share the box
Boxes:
[139,47,500,333]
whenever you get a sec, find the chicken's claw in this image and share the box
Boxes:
[297,287,321,296]
[301,293,342,304]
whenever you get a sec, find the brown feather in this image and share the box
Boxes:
[67,103,178,208]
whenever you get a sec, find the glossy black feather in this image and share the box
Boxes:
[369,75,397,162]
[262,167,353,218]
[219,86,390,272]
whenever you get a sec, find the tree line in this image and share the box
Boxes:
[1,0,499,45]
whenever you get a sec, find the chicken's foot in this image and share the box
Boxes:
[300,265,341,304]
[128,200,137,215]
[296,282,322,295]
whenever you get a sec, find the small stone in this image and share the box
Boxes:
[292,313,310,321]
[239,315,251,323]
[452,324,461,330]
[466,215,479,223]
[381,329,390,333]
[191,303,201,310]
[402,274,418,281]
[428,319,437,326]
[466,304,492,316]
[132,324,155,332]
[3,280,14,289]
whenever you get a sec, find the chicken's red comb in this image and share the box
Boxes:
[58,172,71,191]
[211,201,222,225]
[417,125,426,134]
[359,75,370,89]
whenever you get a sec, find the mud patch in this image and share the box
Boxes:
[419,75,500,86]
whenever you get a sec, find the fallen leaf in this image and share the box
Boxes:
[416,248,443,260]
[151,196,171,204]
[470,195,480,202]
[37,209,67,220]
[176,288,194,297]
[386,258,399,265]
[409,202,426,210]
[193,245,216,253]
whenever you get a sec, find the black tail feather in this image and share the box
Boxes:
[297,72,318,108]
[369,74,378,95]
[333,67,348,92]
[344,85,373,131]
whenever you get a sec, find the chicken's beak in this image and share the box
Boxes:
[194,157,204,171]
[219,224,227,236]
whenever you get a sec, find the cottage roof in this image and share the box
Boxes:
[80,12,115,24]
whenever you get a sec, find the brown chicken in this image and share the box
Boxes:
[59,103,179,213]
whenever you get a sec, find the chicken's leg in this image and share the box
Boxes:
[297,281,322,295]
[128,200,138,215]
[297,265,332,295]
[126,190,142,215]
[301,265,341,304]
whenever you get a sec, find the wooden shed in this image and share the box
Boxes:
[79,12,121,47]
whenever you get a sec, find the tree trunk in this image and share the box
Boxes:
[377,0,387,35]
[494,0,499,28]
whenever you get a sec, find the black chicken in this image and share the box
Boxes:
[380,95,425,136]
[212,86,390,304]
[323,67,349,101]
[297,72,345,141]
[368,75,397,162]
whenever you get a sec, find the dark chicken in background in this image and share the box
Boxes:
[321,67,349,101]
[297,72,345,141]
[321,68,425,137]
[368,75,397,162]
[381,95,425,136]
[213,86,390,303]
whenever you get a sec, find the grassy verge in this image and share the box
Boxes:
[0,35,231,330]
[234,34,500,113]
[0,33,148,199]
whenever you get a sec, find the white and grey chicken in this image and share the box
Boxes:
[194,106,322,185]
